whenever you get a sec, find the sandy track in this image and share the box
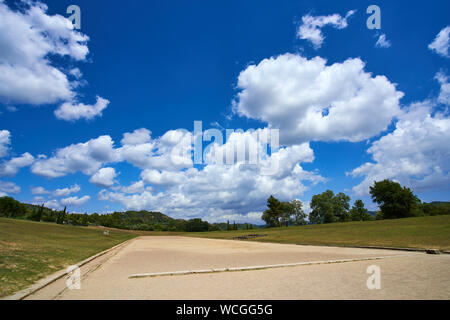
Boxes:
[26,236,450,300]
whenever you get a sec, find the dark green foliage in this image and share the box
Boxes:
[0,197,27,218]
[350,200,373,221]
[262,195,283,227]
[421,202,450,216]
[310,190,350,224]
[28,203,45,222]
[370,180,422,219]
[184,218,210,232]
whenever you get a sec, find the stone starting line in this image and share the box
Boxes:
[129,254,413,279]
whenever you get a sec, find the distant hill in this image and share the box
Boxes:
[116,210,173,225]
[430,201,450,206]
[367,211,377,217]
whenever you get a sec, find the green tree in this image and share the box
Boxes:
[280,201,294,227]
[56,206,66,224]
[370,180,421,219]
[0,197,27,218]
[184,218,209,232]
[310,190,350,224]
[81,213,88,226]
[289,199,307,226]
[262,195,283,227]
[349,200,373,221]
[28,203,45,222]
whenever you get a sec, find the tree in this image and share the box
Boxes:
[309,190,350,224]
[333,193,351,222]
[262,195,283,227]
[0,197,27,218]
[289,200,307,226]
[56,206,66,224]
[81,213,88,226]
[280,201,294,227]
[184,218,209,232]
[370,180,421,219]
[29,203,45,222]
[350,200,373,221]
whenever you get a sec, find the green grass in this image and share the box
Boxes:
[185,215,450,251]
[0,218,142,297]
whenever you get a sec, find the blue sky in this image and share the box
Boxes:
[0,0,449,223]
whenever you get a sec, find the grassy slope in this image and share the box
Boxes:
[0,218,142,297]
[186,215,450,251]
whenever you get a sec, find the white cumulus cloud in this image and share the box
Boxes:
[297,10,355,49]
[233,54,403,145]
[89,167,117,188]
[0,1,109,121]
[53,184,81,197]
[0,130,11,157]
[350,101,450,195]
[435,71,450,106]
[0,152,34,177]
[54,96,110,121]
[0,180,21,195]
[31,135,117,178]
[428,26,450,58]
[0,1,87,105]
[60,195,90,207]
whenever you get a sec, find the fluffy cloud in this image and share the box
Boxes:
[60,195,90,207]
[31,135,116,178]
[350,101,450,195]
[0,1,109,121]
[53,184,81,197]
[28,127,324,221]
[375,34,391,48]
[43,199,61,210]
[0,130,10,157]
[428,26,450,58]
[0,180,21,195]
[54,96,110,121]
[297,10,355,49]
[31,184,80,197]
[100,130,324,221]
[0,1,87,105]
[233,54,403,145]
[30,128,193,179]
[120,180,146,194]
[121,128,152,145]
[117,129,193,171]
[31,186,50,195]
[89,167,117,188]
[0,152,34,177]
[435,71,450,106]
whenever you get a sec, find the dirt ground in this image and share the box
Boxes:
[25,236,450,300]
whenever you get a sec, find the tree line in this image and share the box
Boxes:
[0,199,222,232]
[261,179,450,227]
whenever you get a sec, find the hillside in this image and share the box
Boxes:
[186,215,450,251]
